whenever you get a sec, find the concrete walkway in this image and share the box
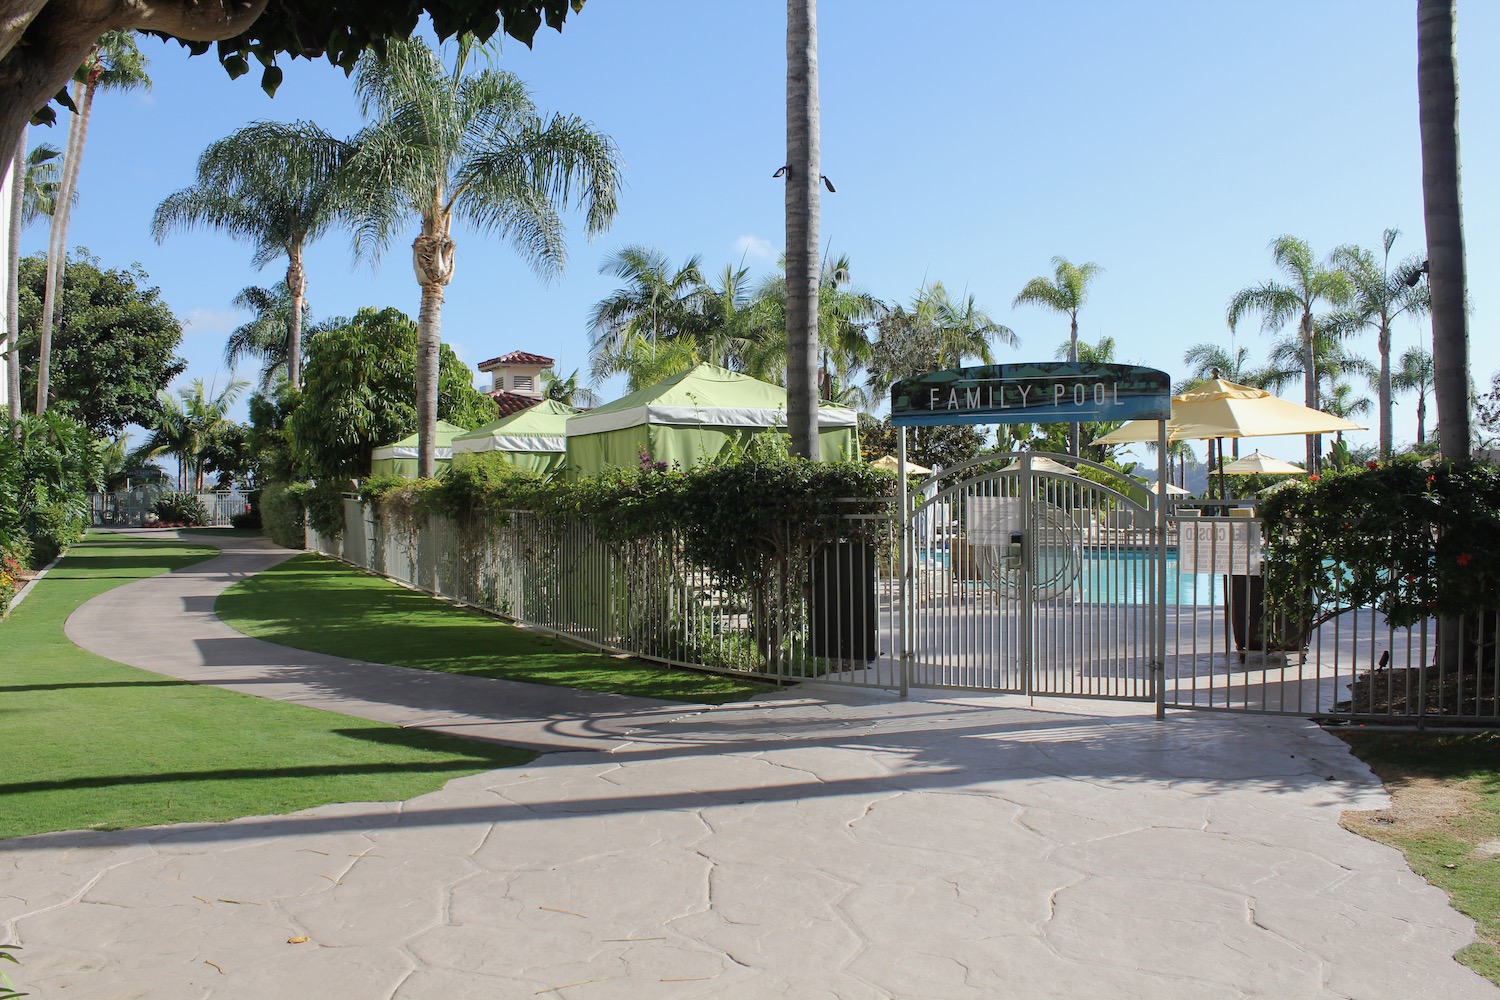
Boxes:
[3,530,1494,998]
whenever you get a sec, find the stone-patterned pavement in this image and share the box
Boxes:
[4,532,1494,998]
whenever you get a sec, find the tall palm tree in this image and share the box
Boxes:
[784,0,821,458]
[1180,343,1268,389]
[1417,0,1471,460]
[1226,235,1353,470]
[36,31,150,416]
[345,36,620,477]
[141,377,248,491]
[1013,256,1103,455]
[223,282,315,391]
[7,141,62,424]
[1327,229,1430,458]
[153,121,355,386]
[1393,346,1436,445]
[588,245,707,352]
[1321,379,1373,447]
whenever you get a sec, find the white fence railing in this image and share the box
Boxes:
[307,498,1498,725]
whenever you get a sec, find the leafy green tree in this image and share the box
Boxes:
[1328,229,1430,458]
[245,385,302,484]
[0,3,590,168]
[16,251,185,435]
[287,307,496,481]
[222,281,329,391]
[1227,235,1353,471]
[1013,257,1102,455]
[37,31,151,415]
[153,120,354,386]
[139,377,248,491]
[7,140,62,424]
[868,282,1014,398]
[858,413,985,472]
[1393,346,1436,445]
[743,254,883,405]
[344,35,620,477]
[589,245,707,353]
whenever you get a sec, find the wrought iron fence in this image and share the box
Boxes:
[309,497,902,687]
[89,489,246,527]
[306,495,1499,725]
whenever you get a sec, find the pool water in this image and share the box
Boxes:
[923,548,1221,604]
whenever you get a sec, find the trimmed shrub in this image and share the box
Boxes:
[27,501,86,567]
[259,481,307,549]
[150,491,208,527]
[303,480,349,542]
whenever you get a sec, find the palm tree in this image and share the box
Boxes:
[784,0,821,458]
[344,36,620,477]
[1013,256,1103,455]
[7,141,62,424]
[223,282,314,391]
[153,121,355,386]
[588,245,707,352]
[868,282,1015,403]
[1180,343,1270,390]
[36,31,150,416]
[590,331,702,393]
[1226,235,1353,470]
[1321,379,1373,447]
[539,368,597,408]
[1417,0,1471,460]
[1393,346,1436,445]
[1327,229,1430,458]
[141,378,248,491]
[1054,335,1121,460]
[743,254,884,403]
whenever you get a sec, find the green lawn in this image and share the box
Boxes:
[0,534,533,841]
[1342,731,1500,985]
[216,552,772,704]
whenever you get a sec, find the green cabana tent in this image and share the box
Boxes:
[369,420,468,478]
[564,364,859,479]
[451,398,578,476]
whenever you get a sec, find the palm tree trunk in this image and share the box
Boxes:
[784,0,821,460]
[1417,392,1427,444]
[285,246,306,386]
[412,222,455,479]
[1301,310,1318,471]
[1068,311,1079,455]
[1418,0,1471,461]
[1378,321,1393,458]
[36,76,94,415]
[6,135,22,427]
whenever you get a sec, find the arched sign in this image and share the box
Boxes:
[890,362,1172,426]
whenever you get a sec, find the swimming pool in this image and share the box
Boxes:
[922,547,1222,604]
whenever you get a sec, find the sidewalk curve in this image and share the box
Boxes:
[63,529,705,752]
[4,528,1492,998]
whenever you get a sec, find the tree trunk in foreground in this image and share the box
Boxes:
[784,0,820,459]
[5,135,21,426]
[412,226,455,478]
[1418,0,1471,461]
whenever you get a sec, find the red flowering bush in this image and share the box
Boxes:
[1259,459,1500,627]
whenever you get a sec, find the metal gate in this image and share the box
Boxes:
[893,451,1166,708]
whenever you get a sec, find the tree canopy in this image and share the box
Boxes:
[0,2,586,160]
[286,306,495,480]
[16,250,185,435]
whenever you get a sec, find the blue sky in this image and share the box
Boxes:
[19,0,1500,464]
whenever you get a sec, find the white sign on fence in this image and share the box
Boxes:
[1178,520,1262,575]
[966,496,1024,546]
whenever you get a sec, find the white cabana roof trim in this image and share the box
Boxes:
[371,445,453,461]
[451,435,565,454]
[566,404,858,437]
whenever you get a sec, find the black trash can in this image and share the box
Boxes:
[811,541,877,664]
[1226,575,1310,653]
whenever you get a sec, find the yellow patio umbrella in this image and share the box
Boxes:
[1094,378,1366,444]
[1094,378,1363,498]
[871,454,933,476]
[1144,480,1191,495]
[1221,451,1305,475]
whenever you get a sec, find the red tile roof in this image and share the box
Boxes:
[478,350,554,370]
[487,391,543,417]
